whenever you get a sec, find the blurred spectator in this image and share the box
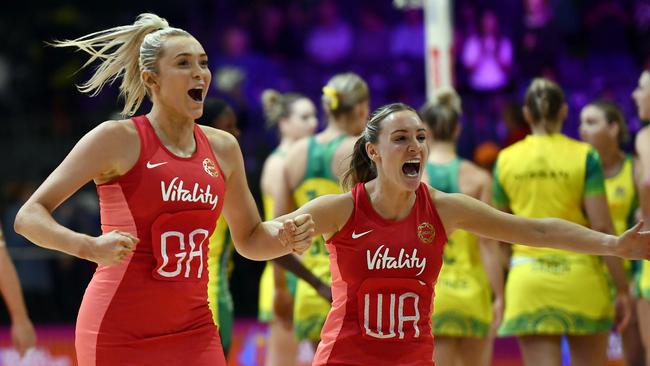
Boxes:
[390,8,425,59]
[518,0,559,79]
[354,8,389,63]
[252,5,299,63]
[585,0,632,55]
[500,102,530,147]
[634,0,650,62]
[462,9,513,92]
[305,0,353,66]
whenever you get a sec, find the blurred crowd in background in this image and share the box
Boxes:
[1,0,650,323]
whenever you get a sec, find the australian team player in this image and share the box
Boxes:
[579,100,645,366]
[12,13,314,366]
[270,102,650,366]
[493,79,631,366]
[633,69,650,365]
[258,88,318,366]
[273,73,369,352]
[420,89,503,366]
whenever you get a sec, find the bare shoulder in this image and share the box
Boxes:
[458,160,491,197]
[284,137,310,187]
[637,126,650,142]
[286,137,310,160]
[260,152,285,193]
[95,118,138,141]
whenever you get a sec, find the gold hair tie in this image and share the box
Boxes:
[322,86,339,110]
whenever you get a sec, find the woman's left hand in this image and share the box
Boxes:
[615,221,650,259]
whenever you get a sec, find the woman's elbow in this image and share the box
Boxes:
[13,204,30,237]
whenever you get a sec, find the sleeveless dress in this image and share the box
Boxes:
[207,215,234,353]
[258,147,297,323]
[76,115,227,365]
[313,182,447,365]
[426,158,492,337]
[493,133,613,335]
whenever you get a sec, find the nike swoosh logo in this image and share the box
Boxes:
[146,161,168,169]
[352,230,373,239]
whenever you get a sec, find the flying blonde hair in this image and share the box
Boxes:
[51,13,191,116]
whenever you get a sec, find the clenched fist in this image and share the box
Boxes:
[277,214,315,255]
[87,230,139,266]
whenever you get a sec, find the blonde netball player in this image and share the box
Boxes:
[13,13,313,365]
[633,69,650,366]
[258,89,317,366]
[493,78,631,366]
[580,100,645,366]
[274,73,369,351]
[420,89,504,366]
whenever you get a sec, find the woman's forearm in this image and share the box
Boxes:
[14,202,92,259]
[522,217,617,256]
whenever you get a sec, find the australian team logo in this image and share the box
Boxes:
[203,158,219,178]
[417,222,435,243]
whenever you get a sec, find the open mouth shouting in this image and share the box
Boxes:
[188,88,204,103]
[402,159,421,178]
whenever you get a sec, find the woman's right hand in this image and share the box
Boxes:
[86,231,138,266]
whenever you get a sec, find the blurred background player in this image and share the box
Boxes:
[0,221,37,356]
[493,78,631,366]
[579,100,646,366]
[420,88,504,366]
[258,89,317,366]
[273,72,369,353]
[633,69,650,366]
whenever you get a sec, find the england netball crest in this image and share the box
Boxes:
[202,158,219,178]
[417,222,435,243]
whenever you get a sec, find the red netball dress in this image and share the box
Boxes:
[75,115,227,366]
[313,182,447,366]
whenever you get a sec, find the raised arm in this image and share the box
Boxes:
[13,121,139,266]
[435,190,650,260]
[0,225,36,355]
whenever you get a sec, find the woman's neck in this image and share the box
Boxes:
[366,178,416,221]
[147,106,196,157]
[529,122,561,135]
[597,145,625,178]
[428,141,456,164]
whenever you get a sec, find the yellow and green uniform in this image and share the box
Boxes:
[427,158,493,337]
[293,135,345,341]
[258,190,298,322]
[493,134,613,335]
[207,215,234,353]
[604,155,638,283]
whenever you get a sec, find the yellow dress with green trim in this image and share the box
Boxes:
[493,134,613,335]
[207,215,234,352]
[258,193,298,322]
[427,158,492,337]
[292,135,345,341]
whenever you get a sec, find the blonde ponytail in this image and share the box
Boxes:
[51,13,190,116]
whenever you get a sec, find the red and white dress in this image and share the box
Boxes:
[313,182,447,366]
[76,115,226,366]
